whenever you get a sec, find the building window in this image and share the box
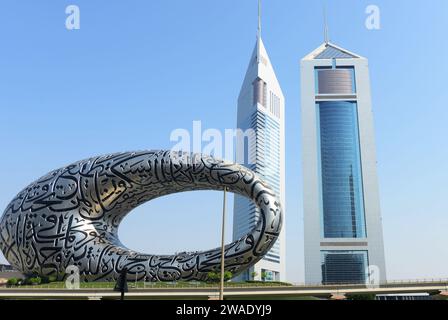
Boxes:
[321,251,369,285]
[269,91,281,118]
[316,101,366,238]
[253,78,267,106]
[315,66,356,95]
[261,269,280,282]
[233,109,281,265]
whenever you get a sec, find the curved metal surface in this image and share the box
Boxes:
[0,151,282,282]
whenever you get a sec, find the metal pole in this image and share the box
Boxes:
[219,187,227,301]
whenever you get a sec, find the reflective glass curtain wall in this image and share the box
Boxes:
[233,109,281,265]
[316,101,366,238]
[321,250,368,284]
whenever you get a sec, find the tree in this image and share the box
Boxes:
[26,277,41,286]
[7,278,19,286]
[206,272,219,283]
[207,271,232,282]
[261,271,268,281]
[40,275,58,284]
[224,271,233,282]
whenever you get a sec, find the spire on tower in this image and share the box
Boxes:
[257,0,262,63]
[323,1,330,44]
[258,0,262,38]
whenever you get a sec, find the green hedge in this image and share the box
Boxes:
[7,278,21,286]
[346,293,376,300]
[245,280,292,286]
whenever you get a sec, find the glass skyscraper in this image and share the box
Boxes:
[232,15,285,282]
[301,42,386,285]
[317,100,366,239]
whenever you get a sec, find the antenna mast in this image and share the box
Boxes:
[257,0,262,63]
[323,1,330,44]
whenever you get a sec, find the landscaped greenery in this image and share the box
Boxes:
[4,280,293,289]
[206,271,233,283]
[6,274,57,287]
[6,278,20,286]
[346,293,377,300]
[261,271,268,281]
[2,270,293,289]
[229,295,321,301]
[25,277,42,286]
[245,280,292,286]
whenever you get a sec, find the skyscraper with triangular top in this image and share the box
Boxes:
[232,1,286,282]
[301,40,387,285]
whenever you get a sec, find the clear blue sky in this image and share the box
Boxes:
[0,0,447,282]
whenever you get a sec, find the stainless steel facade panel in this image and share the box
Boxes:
[318,69,354,95]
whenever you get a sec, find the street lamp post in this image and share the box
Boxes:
[219,187,228,301]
